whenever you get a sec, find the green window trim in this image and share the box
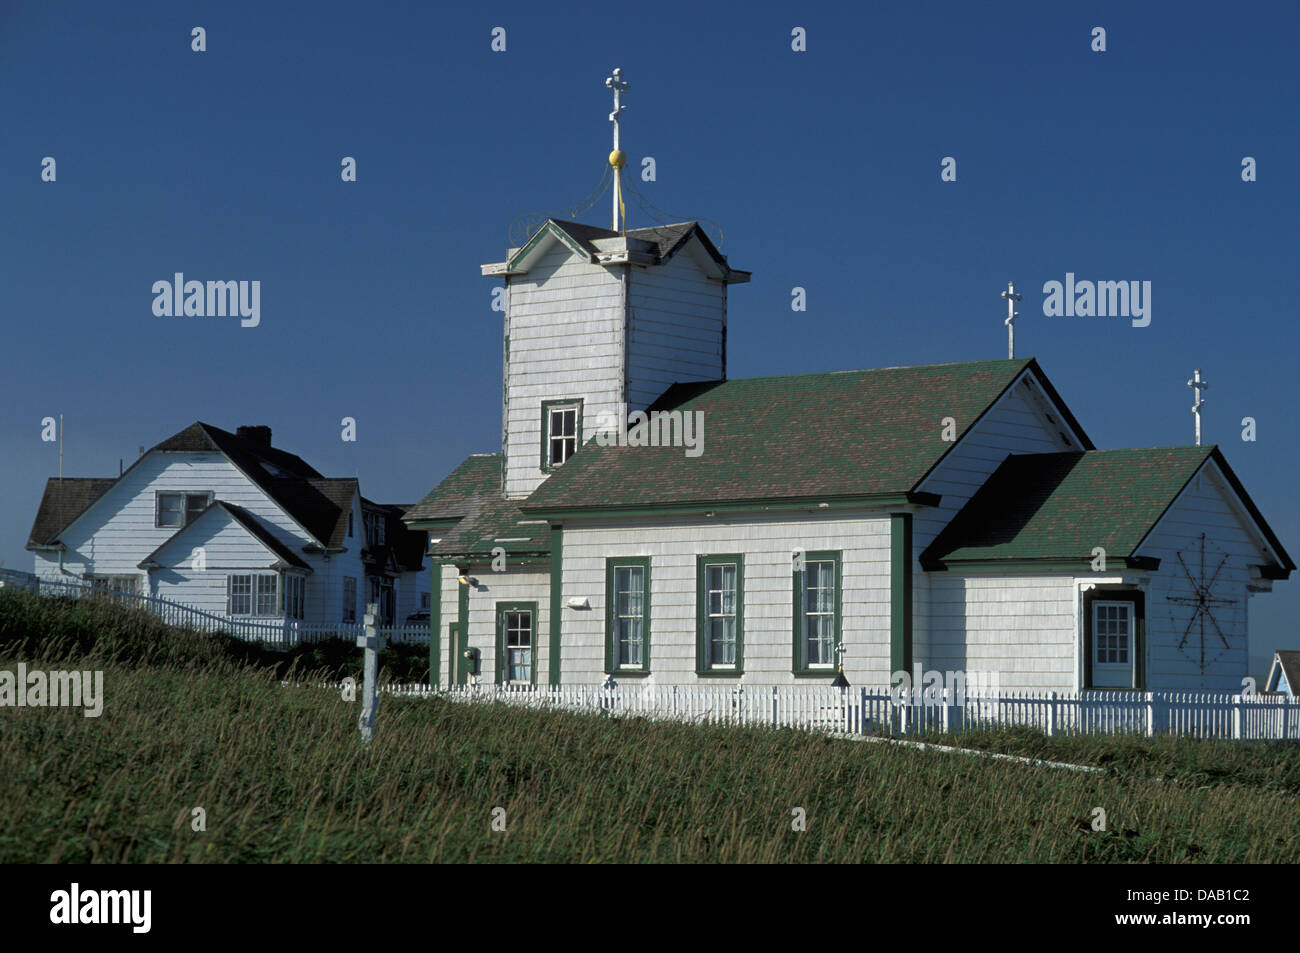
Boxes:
[792,550,842,678]
[890,512,914,675]
[496,601,540,686]
[696,554,744,677]
[540,398,584,472]
[1081,586,1146,691]
[605,556,651,677]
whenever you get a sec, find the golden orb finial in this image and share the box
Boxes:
[608,149,626,169]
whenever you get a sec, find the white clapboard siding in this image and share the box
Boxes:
[925,574,1078,690]
[47,452,314,577]
[504,243,625,498]
[559,512,891,686]
[1136,463,1265,691]
[462,568,551,684]
[503,243,727,500]
[32,450,368,627]
[626,253,725,410]
[912,375,1079,662]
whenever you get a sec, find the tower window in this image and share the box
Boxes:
[541,399,584,470]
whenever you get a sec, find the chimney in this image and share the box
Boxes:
[236,425,272,449]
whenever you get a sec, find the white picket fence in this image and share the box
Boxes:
[365,682,1300,741]
[18,575,430,649]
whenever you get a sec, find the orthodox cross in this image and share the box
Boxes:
[605,67,629,231]
[1001,281,1021,359]
[1168,533,1237,672]
[1187,368,1209,446]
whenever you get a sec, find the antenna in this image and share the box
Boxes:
[58,413,63,482]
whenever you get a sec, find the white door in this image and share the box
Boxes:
[1092,601,1135,688]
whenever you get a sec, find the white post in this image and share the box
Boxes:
[1001,281,1021,360]
[1187,368,1208,446]
[357,602,386,743]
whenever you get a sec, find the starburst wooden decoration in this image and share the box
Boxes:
[1169,533,1237,672]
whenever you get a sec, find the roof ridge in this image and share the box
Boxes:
[708,357,1033,388]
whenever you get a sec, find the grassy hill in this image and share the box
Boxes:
[3,589,1300,863]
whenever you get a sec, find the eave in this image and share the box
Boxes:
[522,491,942,521]
[920,555,1161,574]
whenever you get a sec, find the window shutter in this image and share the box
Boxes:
[226,575,232,615]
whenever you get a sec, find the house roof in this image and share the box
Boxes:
[27,478,118,548]
[153,422,322,479]
[404,454,550,560]
[27,422,359,551]
[522,358,1085,515]
[155,423,357,549]
[489,218,750,284]
[137,501,312,571]
[920,446,1294,574]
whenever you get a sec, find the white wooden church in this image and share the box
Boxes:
[403,70,1293,694]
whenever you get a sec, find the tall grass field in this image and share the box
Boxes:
[3,589,1299,862]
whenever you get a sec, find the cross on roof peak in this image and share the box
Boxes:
[1187,368,1209,446]
[1000,280,1022,359]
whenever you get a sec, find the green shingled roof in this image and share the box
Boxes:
[405,455,550,559]
[921,447,1217,570]
[523,358,1086,514]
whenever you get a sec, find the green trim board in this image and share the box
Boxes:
[925,557,1160,574]
[495,601,540,685]
[1081,586,1146,690]
[523,491,941,521]
[792,550,841,678]
[549,525,563,686]
[696,554,744,677]
[428,561,443,686]
[540,398,584,472]
[890,513,913,675]
[455,574,471,684]
[605,556,651,677]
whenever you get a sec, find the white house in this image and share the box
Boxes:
[403,216,1293,693]
[27,423,429,630]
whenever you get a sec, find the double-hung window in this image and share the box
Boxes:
[497,603,537,685]
[156,491,212,528]
[541,399,583,470]
[606,557,650,675]
[697,555,743,676]
[227,573,279,617]
[793,551,841,677]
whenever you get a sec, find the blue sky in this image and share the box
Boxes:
[2,0,1297,672]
